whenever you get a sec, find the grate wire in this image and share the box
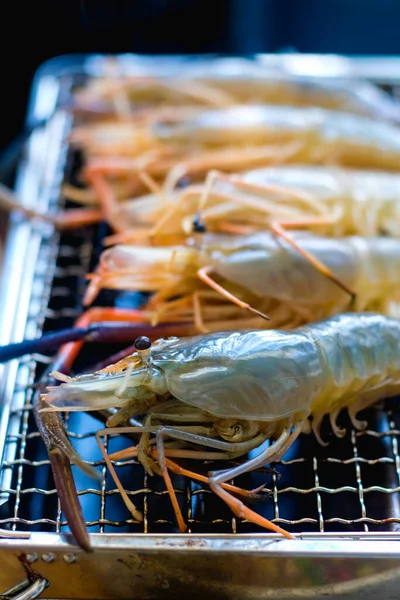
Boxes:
[2,194,400,536]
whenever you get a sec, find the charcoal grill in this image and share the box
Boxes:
[2,54,400,599]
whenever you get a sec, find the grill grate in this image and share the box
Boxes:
[2,70,400,541]
[2,205,400,537]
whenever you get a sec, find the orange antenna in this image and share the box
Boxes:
[271,222,356,301]
[197,266,270,321]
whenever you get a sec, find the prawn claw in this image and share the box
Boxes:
[48,446,92,553]
[34,392,99,552]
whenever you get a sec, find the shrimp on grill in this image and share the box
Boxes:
[6,162,400,241]
[73,71,378,115]
[65,104,400,211]
[42,313,400,539]
[83,232,400,333]
[9,105,400,231]
[103,165,400,246]
[242,165,400,237]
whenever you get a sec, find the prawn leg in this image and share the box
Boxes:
[110,445,264,500]
[193,290,209,333]
[0,181,102,229]
[156,430,187,532]
[95,429,144,521]
[195,168,331,225]
[95,426,185,530]
[137,143,304,236]
[143,427,294,536]
[160,427,294,538]
[195,169,344,235]
[197,266,270,321]
[209,427,302,539]
[158,453,264,500]
[85,170,123,231]
[97,425,282,534]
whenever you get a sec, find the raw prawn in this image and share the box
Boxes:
[104,165,400,245]
[84,232,400,332]
[73,72,377,114]
[243,165,400,237]
[42,313,400,538]
[67,105,400,207]
[7,163,400,241]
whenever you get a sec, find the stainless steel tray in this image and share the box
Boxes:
[2,53,400,600]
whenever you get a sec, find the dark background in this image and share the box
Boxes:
[1,0,400,151]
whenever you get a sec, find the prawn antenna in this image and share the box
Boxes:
[134,336,152,366]
[271,222,357,301]
[197,266,270,321]
[348,292,357,311]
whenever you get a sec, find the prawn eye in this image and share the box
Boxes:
[134,336,152,351]
[192,213,207,234]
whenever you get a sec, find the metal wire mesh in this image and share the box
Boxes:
[2,75,400,540]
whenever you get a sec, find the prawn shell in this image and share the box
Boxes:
[152,105,400,155]
[209,233,359,305]
[151,329,323,421]
[44,372,139,411]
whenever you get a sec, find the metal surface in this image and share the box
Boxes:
[1,576,49,600]
[0,216,6,274]
[1,54,400,599]
[3,534,400,599]
[256,53,400,84]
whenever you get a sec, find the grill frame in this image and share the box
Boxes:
[2,54,400,598]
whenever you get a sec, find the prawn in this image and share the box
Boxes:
[103,165,400,246]
[42,313,400,538]
[6,162,400,241]
[242,165,400,237]
[83,232,400,332]
[18,104,400,229]
[73,71,378,115]
[66,104,400,208]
